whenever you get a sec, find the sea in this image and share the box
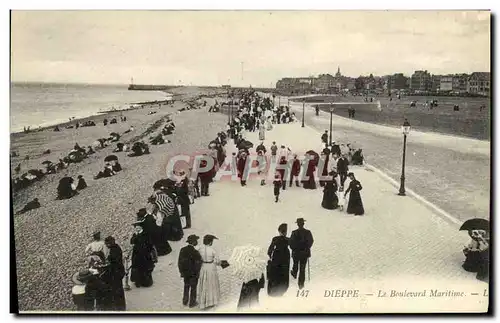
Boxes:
[10,83,171,133]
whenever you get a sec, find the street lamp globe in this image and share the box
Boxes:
[402,120,411,135]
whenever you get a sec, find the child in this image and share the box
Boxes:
[273,173,282,203]
[339,193,346,211]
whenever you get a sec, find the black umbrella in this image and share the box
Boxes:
[238,140,254,150]
[460,218,490,232]
[110,132,120,137]
[104,155,118,162]
[42,160,53,165]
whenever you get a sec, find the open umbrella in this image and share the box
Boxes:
[305,150,320,166]
[152,178,176,191]
[238,140,254,150]
[104,155,118,162]
[460,218,490,232]
[41,160,53,165]
[228,245,267,283]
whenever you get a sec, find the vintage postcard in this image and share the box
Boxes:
[10,10,490,314]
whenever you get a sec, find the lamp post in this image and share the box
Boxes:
[229,96,233,125]
[398,121,411,196]
[329,103,334,144]
[302,99,305,128]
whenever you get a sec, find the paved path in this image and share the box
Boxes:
[126,122,488,313]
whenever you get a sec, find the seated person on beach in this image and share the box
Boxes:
[463,230,489,281]
[150,134,165,145]
[53,126,60,132]
[114,143,125,152]
[123,126,134,134]
[57,177,79,200]
[15,198,41,215]
[128,142,149,157]
[67,150,86,163]
[111,160,122,172]
[110,118,117,124]
[94,163,116,179]
[86,146,95,155]
[76,175,87,190]
[103,119,108,126]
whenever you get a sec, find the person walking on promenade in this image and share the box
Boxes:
[337,155,349,191]
[259,123,266,140]
[273,173,282,203]
[290,155,301,187]
[130,221,156,288]
[176,171,192,229]
[198,155,214,196]
[270,142,278,162]
[256,141,267,155]
[344,172,364,216]
[257,150,267,186]
[289,218,314,290]
[267,223,290,297]
[237,151,249,187]
[278,156,288,191]
[321,130,328,145]
[137,207,171,257]
[104,236,126,310]
[178,234,202,308]
[198,234,223,310]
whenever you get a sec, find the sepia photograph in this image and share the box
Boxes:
[9,9,491,314]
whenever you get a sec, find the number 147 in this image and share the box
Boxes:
[296,290,309,297]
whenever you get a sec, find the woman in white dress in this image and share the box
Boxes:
[198,234,222,309]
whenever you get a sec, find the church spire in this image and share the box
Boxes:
[336,66,341,77]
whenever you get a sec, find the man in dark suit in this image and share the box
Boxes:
[289,218,314,290]
[178,234,202,308]
[198,155,214,196]
[321,131,328,145]
[337,155,349,191]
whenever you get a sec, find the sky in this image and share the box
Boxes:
[10,10,491,87]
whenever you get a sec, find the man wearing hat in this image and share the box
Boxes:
[178,234,202,308]
[289,218,314,290]
[321,130,328,145]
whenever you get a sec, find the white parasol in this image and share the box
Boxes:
[228,245,267,283]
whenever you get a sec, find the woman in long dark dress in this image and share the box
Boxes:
[322,172,339,210]
[176,174,192,229]
[137,207,172,256]
[130,223,155,288]
[302,156,317,190]
[237,274,265,310]
[266,223,290,297]
[344,172,364,216]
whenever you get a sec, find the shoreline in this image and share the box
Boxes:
[10,99,175,137]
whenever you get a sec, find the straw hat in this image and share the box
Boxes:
[72,269,94,285]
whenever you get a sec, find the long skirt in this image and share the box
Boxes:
[259,129,265,141]
[302,174,316,190]
[163,214,184,241]
[198,263,221,309]
[130,268,153,287]
[347,190,364,215]
[321,190,339,210]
